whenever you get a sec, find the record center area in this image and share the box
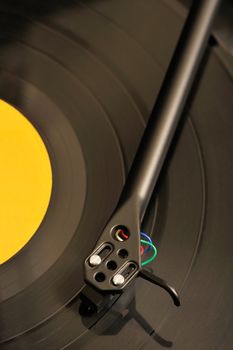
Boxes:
[0,100,52,264]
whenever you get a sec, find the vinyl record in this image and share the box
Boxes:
[0,0,232,349]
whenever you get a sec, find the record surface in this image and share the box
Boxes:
[0,0,232,349]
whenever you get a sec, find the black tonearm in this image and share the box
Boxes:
[83,0,221,308]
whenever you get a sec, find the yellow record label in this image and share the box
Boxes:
[0,100,52,264]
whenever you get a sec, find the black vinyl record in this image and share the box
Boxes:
[0,0,232,349]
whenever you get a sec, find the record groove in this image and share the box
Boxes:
[0,1,232,349]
